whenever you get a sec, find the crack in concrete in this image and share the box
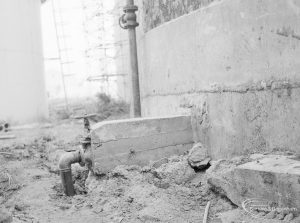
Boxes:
[94,142,193,159]
[142,80,300,99]
[276,26,300,41]
[94,128,193,144]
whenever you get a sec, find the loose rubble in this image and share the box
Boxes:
[1,122,299,222]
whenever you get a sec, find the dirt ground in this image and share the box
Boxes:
[0,120,298,223]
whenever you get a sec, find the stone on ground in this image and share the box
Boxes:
[188,143,211,170]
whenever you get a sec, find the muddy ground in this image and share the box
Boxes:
[0,120,298,223]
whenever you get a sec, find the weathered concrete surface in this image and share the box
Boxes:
[138,0,218,32]
[137,0,300,159]
[91,115,193,173]
[208,155,300,214]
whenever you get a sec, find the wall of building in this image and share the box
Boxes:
[139,0,217,32]
[137,0,300,159]
[0,0,48,124]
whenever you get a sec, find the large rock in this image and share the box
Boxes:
[208,155,300,215]
[188,143,211,170]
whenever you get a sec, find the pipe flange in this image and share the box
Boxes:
[59,167,72,173]
[123,5,138,12]
[122,4,139,29]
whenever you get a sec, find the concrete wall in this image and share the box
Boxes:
[137,0,300,159]
[0,0,48,124]
[139,0,217,32]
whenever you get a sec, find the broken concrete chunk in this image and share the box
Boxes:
[207,155,300,215]
[188,143,207,163]
[195,157,211,170]
[188,143,211,170]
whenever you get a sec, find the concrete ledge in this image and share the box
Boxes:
[208,155,300,214]
[91,115,193,173]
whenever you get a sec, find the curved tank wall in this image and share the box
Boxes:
[137,0,300,159]
[0,0,48,124]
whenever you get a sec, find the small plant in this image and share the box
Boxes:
[95,93,129,120]
[56,109,71,120]
[96,93,111,105]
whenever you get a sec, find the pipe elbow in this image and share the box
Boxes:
[58,150,82,196]
[58,150,81,171]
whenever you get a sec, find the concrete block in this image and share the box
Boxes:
[91,115,193,173]
[208,155,300,214]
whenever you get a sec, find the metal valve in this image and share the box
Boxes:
[119,0,139,30]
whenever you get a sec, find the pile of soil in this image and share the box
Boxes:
[48,155,234,223]
[0,121,239,223]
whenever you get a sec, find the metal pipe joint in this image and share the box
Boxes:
[59,115,95,196]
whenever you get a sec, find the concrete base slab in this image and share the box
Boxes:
[217,208,300,223]
[208,155,300,215]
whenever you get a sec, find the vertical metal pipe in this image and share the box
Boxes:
[124,0,141,117]
[58,151,81,196]
[60,169,75,196]
[128,27,141,117]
